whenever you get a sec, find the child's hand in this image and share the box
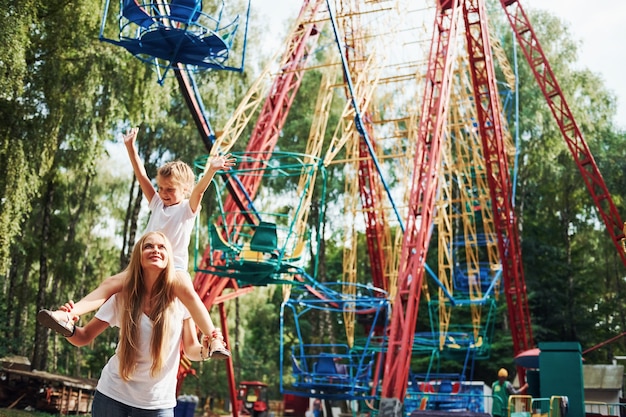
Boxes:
[59,300,79,322]
[123,127,139,146]
[206,153,236,173]
[59,300,74,312]
[211,328,224,341]
[202,334,211,349]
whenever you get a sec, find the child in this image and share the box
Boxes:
[38,127,235,359]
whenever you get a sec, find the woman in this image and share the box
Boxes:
[67,231,212,416]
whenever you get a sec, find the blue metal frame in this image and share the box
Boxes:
[99,0,250,84]
[280,281,389,400]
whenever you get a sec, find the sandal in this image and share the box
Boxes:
[207,329,231,359]
[209,337,231,360]
[37,309,75,337]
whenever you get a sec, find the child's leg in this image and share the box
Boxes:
[68,271,126,316]
[174,270,231,359]
[37,271,127,337]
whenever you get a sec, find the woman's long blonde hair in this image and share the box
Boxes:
[117,231,177,380]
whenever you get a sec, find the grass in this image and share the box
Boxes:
[0,409,60,417]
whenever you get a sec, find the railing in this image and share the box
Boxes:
[585,401,626,416]
[405,385,497,415]
[402,389,625,417]
[509,394,533,417]
[509,395,569,417]
[531,397,551,417]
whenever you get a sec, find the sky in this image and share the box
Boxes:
[102,0,626,238]
[260,0,626,129]
[106,0,626,169]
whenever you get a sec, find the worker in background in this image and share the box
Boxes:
[491,368,529,417]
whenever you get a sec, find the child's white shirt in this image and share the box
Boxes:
[145,194,199,270]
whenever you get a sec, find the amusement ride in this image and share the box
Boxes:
[97,0,626,417]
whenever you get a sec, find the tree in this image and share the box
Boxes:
[1,0,265,375]
[497,8,626,355]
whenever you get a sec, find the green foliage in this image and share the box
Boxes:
[0,0,35,98]
[492,7,626,361]
[2,0,626,406]
[238,288,283,398]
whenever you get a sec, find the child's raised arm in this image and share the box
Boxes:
[124,127,156,203]
[188,154,236,213]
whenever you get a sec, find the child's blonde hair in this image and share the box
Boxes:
[156,161,195,196]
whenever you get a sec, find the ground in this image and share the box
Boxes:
[0,409,58,417]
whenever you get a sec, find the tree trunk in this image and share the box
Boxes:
[121,178,137,269]
[16,255,34,358]
[7,248,19,347]
[32,179,55,371]
[121,175,144,269]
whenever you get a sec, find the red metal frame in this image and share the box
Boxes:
[218,1,326,224]
[462,0,533,360]
[499,0,626,266]
[173,0,626,409]
[382,0,626,403]
[381,0,463,399]
[187,1,326,415]
[358,121,389,292]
